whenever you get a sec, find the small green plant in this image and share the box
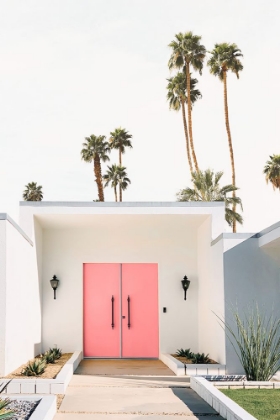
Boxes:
[21,359,46,376]
[0,399,14,420]
[175,348,194,359]
[0,382,14,419]
[216,303,280,381]
[48,348,62,360]
[192,352,211,364]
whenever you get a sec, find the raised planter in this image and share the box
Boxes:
[1,351,82,394]
[190,376,257,420]
[2,395,56,420]
[160,354,226,376]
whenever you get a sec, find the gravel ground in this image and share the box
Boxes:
[4,399,39,420]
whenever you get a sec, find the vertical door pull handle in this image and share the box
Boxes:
[127,295,131,329]
[111,295,115,329]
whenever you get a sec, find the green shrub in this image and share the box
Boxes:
[21,359,46,376]
[48,348,62,360]
[192,352,211,364]
[0,398,14,420]
[216,303,280,381]
[175,348,194,359]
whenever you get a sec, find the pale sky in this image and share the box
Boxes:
[0,0,279,234]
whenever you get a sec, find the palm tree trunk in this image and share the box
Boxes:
[223,70,236,233]
[114,185,118,202]
[186,61,199,172]
[181,98,193,175]
[94,156,104,201]
[119,148,122,202]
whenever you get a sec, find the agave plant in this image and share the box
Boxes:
[175,348,194,359]
[49,348,62,360]
[0,383,14,420]
[192,352,211,364]
[43,351,56,364]
[0,399,14,420]
[21,359,46,376]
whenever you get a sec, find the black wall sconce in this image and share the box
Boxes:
[50,275,59,299]
[181,275,190,300]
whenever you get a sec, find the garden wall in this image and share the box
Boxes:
[0,215,42,376]
[224,235,280,374]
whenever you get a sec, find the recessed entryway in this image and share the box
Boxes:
[83,263,159,358]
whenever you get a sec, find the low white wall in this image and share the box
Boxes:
[0,218,41,375]
[41,214,204,354]
[0,221,6,375]
[197,218,226,364]
[224,236,280,374]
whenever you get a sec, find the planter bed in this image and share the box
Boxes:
[160,354,226,376]
[0,351,82,394]
[1,353,73,380]
[1,395,56,420]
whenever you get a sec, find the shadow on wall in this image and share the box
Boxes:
[223,236,280,374]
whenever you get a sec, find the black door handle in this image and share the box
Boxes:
[111,295,114,329]
[127,295,131,329]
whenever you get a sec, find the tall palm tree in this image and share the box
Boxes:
[177,169,243,228]
[166,71,202,174]
[168,32,206,172]
[264,154,280,190]
[109,128,132,201]
[81,134,110,202]
[103,164,119,202]
[23,182,43,201]
[207,43,243,233]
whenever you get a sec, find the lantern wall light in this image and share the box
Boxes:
[50,275,59,300]
[181,275,190,300]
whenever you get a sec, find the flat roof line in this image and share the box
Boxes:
[0,213,33,246]
[19,201,224,208]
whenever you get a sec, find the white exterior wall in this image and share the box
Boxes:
[223,236,280,374]
[197,218,226,364]
[41,215,206,354]
[0,221,6,374]
[0,218,42,375]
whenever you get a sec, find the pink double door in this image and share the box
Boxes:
[83,263,159,358]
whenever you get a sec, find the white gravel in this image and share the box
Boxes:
[4,399,39,420]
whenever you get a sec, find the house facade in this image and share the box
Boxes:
[0,202,279,376]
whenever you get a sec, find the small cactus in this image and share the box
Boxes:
[21,359,46,376]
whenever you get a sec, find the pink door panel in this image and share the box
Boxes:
[121,263,159,358]
[83,263,120,357]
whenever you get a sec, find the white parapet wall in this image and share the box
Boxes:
[190,376,257,420]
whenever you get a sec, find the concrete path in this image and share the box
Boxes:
[54,360,224,419]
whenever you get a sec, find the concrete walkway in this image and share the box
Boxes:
[54,360,224,420]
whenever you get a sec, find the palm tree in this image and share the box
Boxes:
[168,32,206,172]
[116,165,131,202]
[166,71,202,174]
[81,134,110,202]
[103,164,131,202]
[207,43,243,233]
[177,169,243,228]
[109,128,132,201]
[23,182,43,201]
[103,164,119,202]
[264,154,280,190]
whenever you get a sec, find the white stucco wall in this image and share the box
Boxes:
[197,218,226,364]
[0,221,6,375]
[0,218,42,375]
[223,236,280,374]
[41,214,210,354]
